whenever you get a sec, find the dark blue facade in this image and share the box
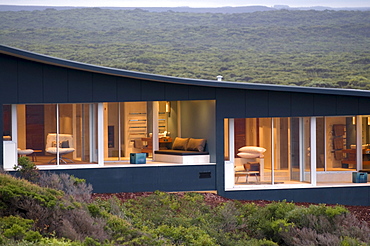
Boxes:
[2,45,370,206]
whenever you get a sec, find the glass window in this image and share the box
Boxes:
[15,103,96,165]
[325,116,356,171]
[232,117,312,186]
[3,105,11,141]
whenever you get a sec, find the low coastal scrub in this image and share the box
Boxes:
[1,161,370,245]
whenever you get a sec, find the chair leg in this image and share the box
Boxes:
[48,155,74,164]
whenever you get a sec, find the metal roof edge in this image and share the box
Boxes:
[1,44,370,98]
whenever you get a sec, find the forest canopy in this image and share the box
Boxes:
[0,8,369,89]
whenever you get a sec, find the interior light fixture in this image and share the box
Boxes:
[165,101,171,116]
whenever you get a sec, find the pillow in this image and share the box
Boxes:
[237,152,261,159]
[172,137,190,150]
[61,140,70,148]
[238,146,266,154]
[51,141,57,147]
[186,138,206,152]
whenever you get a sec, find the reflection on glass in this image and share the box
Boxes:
[3,105,11,141]
[233,117,312,186]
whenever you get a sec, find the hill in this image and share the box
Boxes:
[0,8,369,88]
[1,5,370,12]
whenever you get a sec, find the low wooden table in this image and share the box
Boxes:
[32,150,42,162]
[141,137,172,155]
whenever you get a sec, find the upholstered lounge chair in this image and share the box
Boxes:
[45,133,75,164]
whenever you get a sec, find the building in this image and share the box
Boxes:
[1,45,370,205]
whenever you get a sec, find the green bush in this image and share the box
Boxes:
[245,200,296,241]
[153,224,216,245]
[0,177,369,246]
[0,216,41,242]
[0,173,63,213]
[14,157,40,183]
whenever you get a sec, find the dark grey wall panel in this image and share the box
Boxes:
[33,165,216,193]
[216,88,246,118]
[336,95,359,116]
[43,65,68,103]
[0,55,18,103]
[18,60,43,103]
[313,94,337,116]
[245,90,269,117]
[68,70,93,103]
[189,85,216,100]
[165,83,189,101]
[141,81,165,101]
[215,120,225,195]
[92,73,117,102]
[291,93,314,116]
[223,186,370,206]
[269,91,291,117]
[117,77,141,101]
[180,100,216,162]
[0,106,3,167]
[359,97,370,115]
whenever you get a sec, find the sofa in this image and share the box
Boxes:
[154,137,210,164]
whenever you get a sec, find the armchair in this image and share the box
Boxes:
[45,133,75,164]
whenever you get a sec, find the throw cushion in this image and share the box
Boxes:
[238,146,266,154]
[172,137,190,150]
[186,138,206,152]
[237,152,261,159]
[61,140,70,148]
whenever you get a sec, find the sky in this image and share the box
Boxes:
[1,0,369,8]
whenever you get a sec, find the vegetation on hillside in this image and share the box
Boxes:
[0,8,369,89]
[1,159,370,245]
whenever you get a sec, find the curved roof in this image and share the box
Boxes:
[1,44,370,97]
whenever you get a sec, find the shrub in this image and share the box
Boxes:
[245,200,296,241]
[38,172,93,202]
[13,157,40,182]
[0,173,63,216]
[153,224,216,245]
[286,204,349,231]
[0,216,41,242]
[280,205,370,245]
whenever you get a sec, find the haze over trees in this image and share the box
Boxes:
[0,8,369,89]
